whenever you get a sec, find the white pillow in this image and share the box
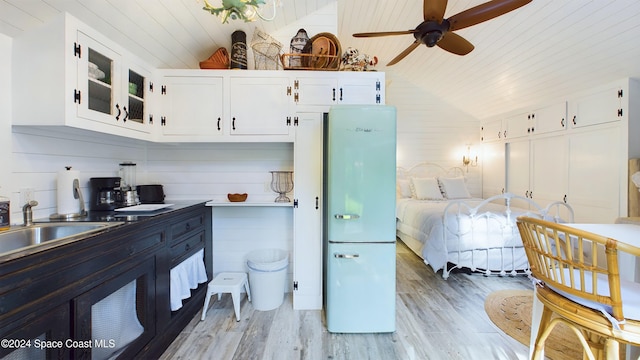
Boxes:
[410,177,444,200]
[396,179,412,198]
[438,176,471,199]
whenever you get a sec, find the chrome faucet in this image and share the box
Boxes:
[23,200,38,226]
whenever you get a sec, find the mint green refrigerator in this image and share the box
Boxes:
[323,105,396,333]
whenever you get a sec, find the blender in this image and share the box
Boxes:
[118,162,139,206]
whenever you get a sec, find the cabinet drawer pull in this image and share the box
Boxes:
[123,106,129,122]
[185,243,191,252]
[185,223,191,231]
[232,117,236,130]
[217,117,221,131]
[115,104,121,121]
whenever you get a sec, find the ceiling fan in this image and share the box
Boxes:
[353,0,532,65]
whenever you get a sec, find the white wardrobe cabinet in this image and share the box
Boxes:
[481,141,506,198]
[566,126,622,222]
[484,78,639,223]
[13,12,155,141]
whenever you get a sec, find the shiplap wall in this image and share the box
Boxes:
[4,30,480,280]
[387,73,482,196]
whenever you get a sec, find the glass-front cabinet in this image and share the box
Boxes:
[76,31,152,134]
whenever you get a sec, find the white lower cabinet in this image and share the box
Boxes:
[529,135,569,208]
[292,112,323,310]
[505,139,530,206]
[567,125,623,222]
[481,140,506,198]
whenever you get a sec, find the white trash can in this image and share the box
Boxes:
[246,249,288,311]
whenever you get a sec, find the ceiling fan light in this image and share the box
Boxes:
[424,31,442,47]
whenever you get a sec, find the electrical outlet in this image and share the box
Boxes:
[20,188,35,205]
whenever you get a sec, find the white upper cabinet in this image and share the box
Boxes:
[568,84,624,128]
[155,70,385,142]
[292,72,384,107]
[534,101,567,135]
[504,111,534,139]
[229,76,291,136]
[481,118,505,142]
[159,75,224,139]
[12,13,154,140]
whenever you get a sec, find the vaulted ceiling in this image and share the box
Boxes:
[2,0,640,120]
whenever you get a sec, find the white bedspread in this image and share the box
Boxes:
[396,197,530,273]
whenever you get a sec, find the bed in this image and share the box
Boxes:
[396,163,574,279]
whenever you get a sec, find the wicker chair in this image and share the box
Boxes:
[516,216,640,360]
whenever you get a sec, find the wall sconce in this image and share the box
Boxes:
[202,0,281,23]
[462,145,478,172]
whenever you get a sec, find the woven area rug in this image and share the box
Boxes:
[484,289,582,360]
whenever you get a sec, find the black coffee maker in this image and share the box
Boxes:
[89,177,121,211]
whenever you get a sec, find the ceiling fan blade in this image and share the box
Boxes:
[353,30,416,38]
[424,0,448,22]
[436,32,474,55]
[448,0,531,31]
[387,41,421,66]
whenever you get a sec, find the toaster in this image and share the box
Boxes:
[136,185,165,204]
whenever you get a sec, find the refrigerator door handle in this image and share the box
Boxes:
[334,214,360,220]
[334,253,359,259]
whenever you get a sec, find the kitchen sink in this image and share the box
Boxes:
[0,222,124,256]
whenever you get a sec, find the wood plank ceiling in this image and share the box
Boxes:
[2,0,640,120]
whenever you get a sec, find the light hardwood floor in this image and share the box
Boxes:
[160,241,532,360]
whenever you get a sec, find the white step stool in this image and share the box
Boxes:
[201,272,251,322]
